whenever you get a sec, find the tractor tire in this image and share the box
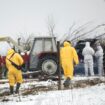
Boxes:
[38,56,58,75]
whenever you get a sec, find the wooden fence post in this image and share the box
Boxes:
[57,41,61,90]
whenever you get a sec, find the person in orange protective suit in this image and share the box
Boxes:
[6,49,24,94]
[60,41,79,87]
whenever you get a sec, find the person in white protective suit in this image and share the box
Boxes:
[95,45,104,76]
[82,42,95,76]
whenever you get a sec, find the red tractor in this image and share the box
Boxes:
[23,36,59,77]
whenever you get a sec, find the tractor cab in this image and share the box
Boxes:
[29,36,58,76]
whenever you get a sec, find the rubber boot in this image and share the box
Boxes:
[15,83,20,94]
[10,86,14,95]
[63,77,71,88]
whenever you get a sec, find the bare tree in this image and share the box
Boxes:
[46,15,56,37]
[71,23,105,43]
[17,33,36,51]
[59,21,92,45]
[70,21,92,39]
[46,15,57,51]
[59,21,105,46]
[59,22,75,44]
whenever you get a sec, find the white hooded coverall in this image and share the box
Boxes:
[82,42,95,76]
[95,45,104,76]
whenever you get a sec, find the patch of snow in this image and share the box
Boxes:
[1,84,105,105]
[0,77,105,105]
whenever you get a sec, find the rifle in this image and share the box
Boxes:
[8,59,22,70]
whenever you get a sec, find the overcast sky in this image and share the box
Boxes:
[0,0,105,55]
[0,0,105,36]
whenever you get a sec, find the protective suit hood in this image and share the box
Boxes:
[97,46,102,51]
[85,42,90,47]
[64,41,71,47]
[7,49,15,55]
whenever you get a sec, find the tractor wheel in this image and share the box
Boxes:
[39,56,58,75]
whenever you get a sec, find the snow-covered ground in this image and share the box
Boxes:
[0,76,105,105]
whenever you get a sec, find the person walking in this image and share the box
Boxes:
[82,42,95,76]
[60,41,79,88]
[6,48,24,94]
[95,44,104,76]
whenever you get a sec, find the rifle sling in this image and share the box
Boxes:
[7,53,21,70]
